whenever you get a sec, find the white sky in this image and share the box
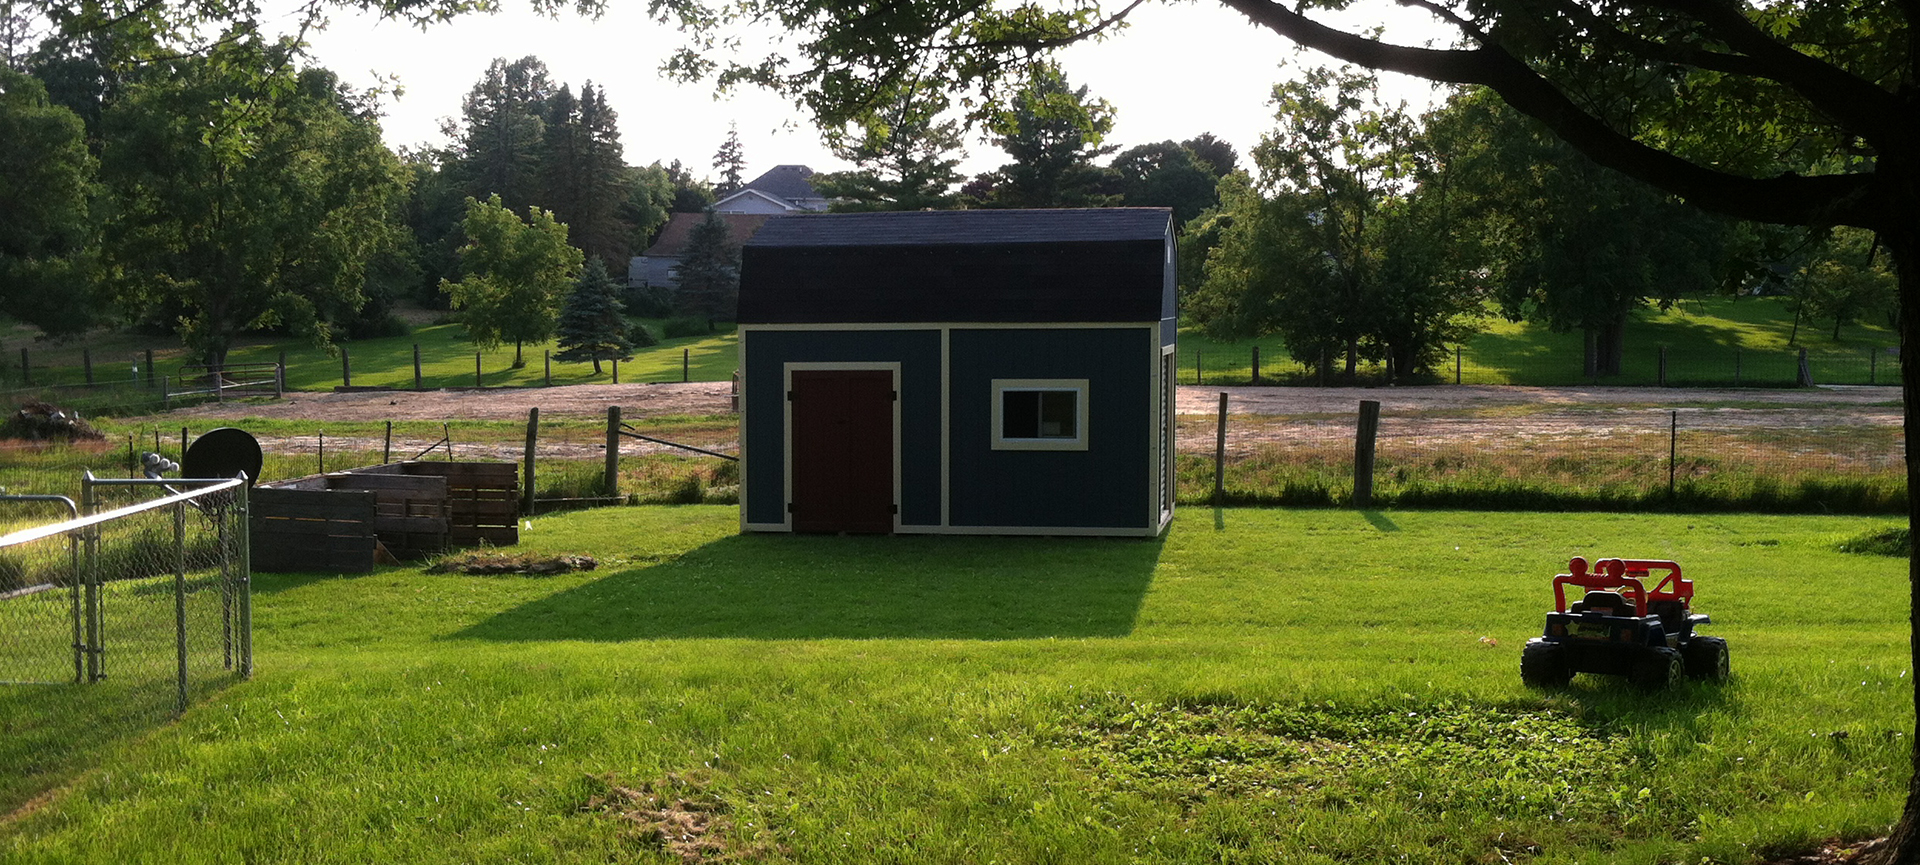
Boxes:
[277,0,1458,180]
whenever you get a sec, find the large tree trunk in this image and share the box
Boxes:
[1582,328,1599,378]
[1867,229,1919,865]
[1598,314,1628,376]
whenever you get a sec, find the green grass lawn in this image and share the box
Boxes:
[1178,295,1901,387]
[1,506,1908,863]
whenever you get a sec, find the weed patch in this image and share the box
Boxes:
[1837,527,1910,557]
[1048,696,1642,825]
[580,773,776,863]
[426,551,599,576]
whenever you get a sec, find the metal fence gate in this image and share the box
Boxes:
[1,476,251,715]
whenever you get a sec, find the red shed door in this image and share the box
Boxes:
[789,369,895,533]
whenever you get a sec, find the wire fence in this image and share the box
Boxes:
[1181,344,1903,388]
[1,478,250,717]
[1180,402,1905,512]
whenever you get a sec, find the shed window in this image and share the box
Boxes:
[991,379,1089,451]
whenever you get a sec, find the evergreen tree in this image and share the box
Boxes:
[674,209,738,324]
[454,56,552,212]
[985,65,1117,208]
[711,123,745,195]
[553,258,632,374]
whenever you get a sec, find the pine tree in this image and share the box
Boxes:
[553,258,633,374]
[712,123,745,195]
[674,209,738,325]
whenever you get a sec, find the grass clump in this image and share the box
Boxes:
[1838,526,1910,557]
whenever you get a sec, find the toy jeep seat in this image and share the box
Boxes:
[1575,591,1636,616]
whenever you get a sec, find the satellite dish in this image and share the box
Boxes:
[183,427,263,485]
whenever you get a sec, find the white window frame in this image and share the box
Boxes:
[990,378,1089,451]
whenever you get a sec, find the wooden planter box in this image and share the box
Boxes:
[250,461,518,573]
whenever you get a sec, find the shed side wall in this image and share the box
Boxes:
[948,327,1154,530]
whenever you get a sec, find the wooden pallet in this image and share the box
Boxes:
[249,487,377,573]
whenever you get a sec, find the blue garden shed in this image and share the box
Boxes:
[736,208,1177,536]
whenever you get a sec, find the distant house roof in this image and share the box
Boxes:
[640,212,776,258]
[715,164,827,213]
[745,208,1173,248]
[738,208,1175,325]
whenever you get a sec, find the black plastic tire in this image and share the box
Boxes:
[1630,647,1685,691]
[1521,639,1573,688]
[1684,636,1731,681]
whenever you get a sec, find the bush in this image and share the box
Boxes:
[622,285,675,319]
[628,321,659,348]
[661,317,710,339]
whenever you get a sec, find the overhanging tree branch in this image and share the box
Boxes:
[1216,0,1881,228]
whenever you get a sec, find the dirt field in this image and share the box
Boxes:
[163,381,1903,424]
[149,381,1904,464]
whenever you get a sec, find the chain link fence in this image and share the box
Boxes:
[1,478,250,715]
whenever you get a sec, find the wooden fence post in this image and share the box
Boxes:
[613,357,620,384]
[474,352,482,388]
[341,346,351,387]
[1658,345,1668,387]
[1669,410,1678,499]
[1455,346,1462,385]
[1213,392,1229,505]
[17,348,25,386]
[145,349,155,386]
[413,344,422,390]
[1251,346,1261,385]
[522,407,539,515]
[1734,349,1742,386]
[544,350,551,386]
[1196,349,1203,385]
[83,348,92,385]
[683,349,690,383]
[1797,348,1813,387]
[604,406,621,500]
[1871,348,1878,385]
[384,420,392,465]
[1354,399,1381,508]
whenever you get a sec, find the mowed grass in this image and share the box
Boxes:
[1178,295,1901,386]
[1,506,1909,864]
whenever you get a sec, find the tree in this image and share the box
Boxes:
[1110,140,1222,225]
[100,40,407,368]
[553,258,632,374]
[453,56,552,213]
[814,82,966,211]
[661,158,714,212]
[982,65,1118,208]
[674,209,737,324]
[0,66,96,337]
[620,162,674,251]
[540,81,628,271]
[711,122,745,195]
[1434,90,1730,376]
[439,193,582,367]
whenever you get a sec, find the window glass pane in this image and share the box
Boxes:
[1039,391,1076,438]
[1002,391,1040,439]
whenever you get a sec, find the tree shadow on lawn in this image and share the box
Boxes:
[452,532,1164,641]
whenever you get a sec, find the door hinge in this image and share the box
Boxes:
[891,390,898,401]
[786,390,794,401]
[890,504,898,515]
[786,502,794,513]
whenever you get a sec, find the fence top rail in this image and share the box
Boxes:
[0,476,244,549]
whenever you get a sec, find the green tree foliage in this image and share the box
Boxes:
[1110,140,1225,225]
[981,65,1117,208]
[660,158,714,213]
[454,56,552,213]
[540,81,629,271]
[100,39,407,368]
[1434,91,1728,376]
[673,209,737,324]
[439,193,582,367]
[621,162,673,251]
[1190,66,1481,382]
[711,123,745,195]
[1797,228,1899,342]
[553,257,632,374]
[814,83,965,211]
[0,66,96,336]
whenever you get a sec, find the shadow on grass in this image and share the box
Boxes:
[453,532,1164,641]
[0,675,243,818]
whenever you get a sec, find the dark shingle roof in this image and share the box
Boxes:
[739,165,820,203]
[639,213,774,257]
[745,208,1171,248]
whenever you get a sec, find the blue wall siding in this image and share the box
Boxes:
[742,330,943,527]
[948,328,1154,529]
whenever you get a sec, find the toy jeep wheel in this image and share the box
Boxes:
[1521,640,1574,688]
[1631,647,1685,691]
[1684,636,1731,681]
